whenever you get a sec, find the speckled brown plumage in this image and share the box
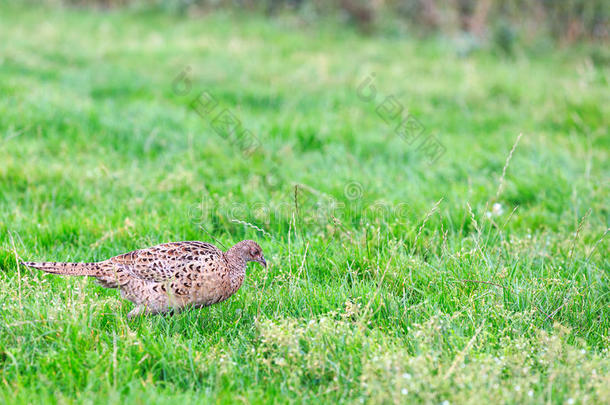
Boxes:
[23,240,266,318]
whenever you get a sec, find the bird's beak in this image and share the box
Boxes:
[259,256,267,267]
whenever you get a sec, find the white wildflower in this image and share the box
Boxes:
[492,203,504,216]
[487,203,504,218]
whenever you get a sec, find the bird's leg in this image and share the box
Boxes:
[127,305,148,319]
[128,303,173,318]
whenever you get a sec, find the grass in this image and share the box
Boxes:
[0,3,609,404]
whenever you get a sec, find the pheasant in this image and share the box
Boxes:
[23,240,266,318]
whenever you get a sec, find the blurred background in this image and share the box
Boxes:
[50,0,608,46]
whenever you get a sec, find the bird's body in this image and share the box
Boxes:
[23,240,266,318]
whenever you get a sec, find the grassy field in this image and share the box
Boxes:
[0,3,609,404]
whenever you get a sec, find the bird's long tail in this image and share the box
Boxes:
[22,261,101,276]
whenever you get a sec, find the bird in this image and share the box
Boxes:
[23,240,266,318]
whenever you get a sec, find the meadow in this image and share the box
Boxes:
[0,2,608,403]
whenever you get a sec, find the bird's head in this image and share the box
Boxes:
[230,240,267,267]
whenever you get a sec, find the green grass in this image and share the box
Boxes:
[0,3,609,404]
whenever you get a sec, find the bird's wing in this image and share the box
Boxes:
[106,241,223,283]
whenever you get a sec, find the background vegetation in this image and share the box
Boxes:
[50,0,609,43]
[0,1,608,403]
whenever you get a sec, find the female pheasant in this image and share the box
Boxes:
[23,240,266,318]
